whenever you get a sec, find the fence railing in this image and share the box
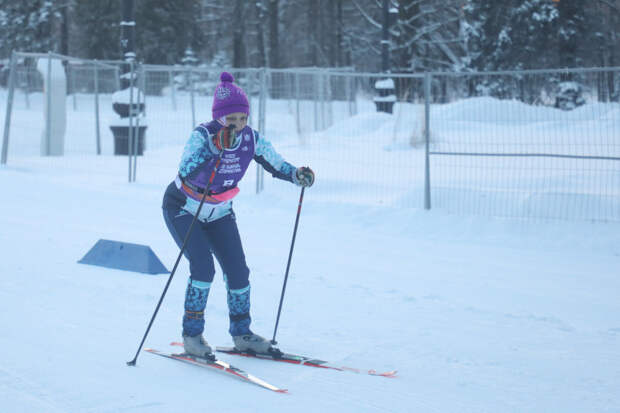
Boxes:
[2,51,619,221]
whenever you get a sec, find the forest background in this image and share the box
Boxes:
[1,0,619,75]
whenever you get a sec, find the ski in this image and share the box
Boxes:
[170,342,396,378]
[144,348,288,393]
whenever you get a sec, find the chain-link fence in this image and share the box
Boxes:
[1,52,123,179]
[138,65,264,148]
[427,68,620,220]
[2,51,619,221]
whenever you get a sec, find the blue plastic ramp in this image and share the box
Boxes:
[78,239,169,275]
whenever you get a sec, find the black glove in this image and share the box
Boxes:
[296,166,315,187]
[214,124,238,151]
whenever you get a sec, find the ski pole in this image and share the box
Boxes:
[127,128,231,367]
[271,186,305,345]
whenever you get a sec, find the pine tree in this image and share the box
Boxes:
[464,1,560,100]
[556,0,586,68]
[0,0,61,57]
[463,0,505,72]
[136,0,205,64]
[495,0,559,70]
[72,0,119,60]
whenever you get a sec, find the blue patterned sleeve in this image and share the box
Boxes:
[254,131,299,184]
[178,130,218,177]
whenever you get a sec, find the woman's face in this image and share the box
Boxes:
[224,112,248,133]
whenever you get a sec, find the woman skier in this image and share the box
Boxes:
[162,71,314,358]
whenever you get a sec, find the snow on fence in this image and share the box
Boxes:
[2,51,619,221]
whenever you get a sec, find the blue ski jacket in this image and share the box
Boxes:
[163,120,302,222]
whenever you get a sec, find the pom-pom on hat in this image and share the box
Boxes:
[212,72,250,120]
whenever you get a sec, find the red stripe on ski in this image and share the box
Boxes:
[170,342,397,378]
[144,348,288,393]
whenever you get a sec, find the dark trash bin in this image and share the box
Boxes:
[110,125,147,155]
[374,78,396,114]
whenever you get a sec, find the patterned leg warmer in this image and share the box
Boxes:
[182,279,211,337]
[227,284,252,336]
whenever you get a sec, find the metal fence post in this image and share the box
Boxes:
[288,73,293,107]
[247,71,254,128]
[23,69,31,109]
[352,76,358,116]
[128,61,135,183]
[313,73,319,132]
[190,67,196,128]
[1,51,17,165]
[71,65,77,111]
[132,65,143,182]
[257,68,267,193]
[345,75,352,116]
[94,61,101,155]
[169,69,177,111]
[319,71,325,130]
[424,72,432,210]
[259,69,267,135]
[45,51,52,156]
[139,64,147,111]
[295,72,301,137]
[326,71,333,128]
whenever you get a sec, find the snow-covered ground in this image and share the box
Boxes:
[1,90,619,412]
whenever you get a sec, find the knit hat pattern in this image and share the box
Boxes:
[212,72,249,119]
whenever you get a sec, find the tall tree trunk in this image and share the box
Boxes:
[336,0,343,67]
[557,0,582,69]
[268,0,280,68]
[254,1,267,67]
[309,1,318,66]
[233,0,246,67]
[61,3,70,56]
[328,0,337,66]
[317,0,324,66]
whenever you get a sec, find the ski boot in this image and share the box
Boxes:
[183,334,215,361]
[232,332,281,356]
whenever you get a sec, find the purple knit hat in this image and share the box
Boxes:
[212,72,249,119]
